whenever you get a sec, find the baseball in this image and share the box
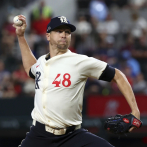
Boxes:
[13,16,23,26]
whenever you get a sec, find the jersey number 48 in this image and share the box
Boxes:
[52,73,71,87]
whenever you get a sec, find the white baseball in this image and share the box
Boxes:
[13,16,23,26]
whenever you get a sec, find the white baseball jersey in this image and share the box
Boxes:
[30,50,107,128]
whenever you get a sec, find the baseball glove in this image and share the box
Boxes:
[104,114,142,135]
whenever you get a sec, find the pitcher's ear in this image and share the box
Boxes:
[46,33,50,41]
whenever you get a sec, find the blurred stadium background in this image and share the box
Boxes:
[0,0,147,146]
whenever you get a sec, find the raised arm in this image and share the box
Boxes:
[112,68,140,132]
[13,15,37,76]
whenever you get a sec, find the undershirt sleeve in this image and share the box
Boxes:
[29,68,35,79]
[99,65,115,82]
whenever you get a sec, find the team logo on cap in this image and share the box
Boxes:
[47,26,51,32]
[58,16,68,23]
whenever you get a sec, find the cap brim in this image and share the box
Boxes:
[64,24,76,32]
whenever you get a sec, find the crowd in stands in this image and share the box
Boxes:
[0,0,147,98]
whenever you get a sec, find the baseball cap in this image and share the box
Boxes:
[46,16,76,33]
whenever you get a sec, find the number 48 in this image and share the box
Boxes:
[52,73,71,87]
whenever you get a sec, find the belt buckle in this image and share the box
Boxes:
[45,125,66,135]
[45,125,54,133]
[54,128,66,135]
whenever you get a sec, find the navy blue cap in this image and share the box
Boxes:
[46,16,76,33]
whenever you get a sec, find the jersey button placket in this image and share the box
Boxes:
[44,61,51,124]
[42,62,49,119]
[42,88,46,110]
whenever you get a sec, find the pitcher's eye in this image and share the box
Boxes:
[66,31,71,34]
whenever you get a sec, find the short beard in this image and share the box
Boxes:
[50,39,70,50]
[57,44,68,50]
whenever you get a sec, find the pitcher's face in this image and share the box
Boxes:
[46,25,71,50]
